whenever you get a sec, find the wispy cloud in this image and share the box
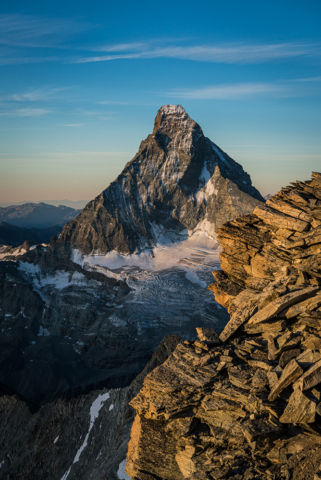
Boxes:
[295,76,321,82]
[96,42,147,52]
[75,42,320,64]
[61,123,84,127]
[168,78,321,100]
[75,109,113,121]
[0,108,52,117]
[168,82,287,100]
[9,87,68,102]
[0,55,59,65]
[0,14,87,49]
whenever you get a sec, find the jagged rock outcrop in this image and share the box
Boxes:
[56,104,263,255]
[126,173,321,480]
[208,172,321,314]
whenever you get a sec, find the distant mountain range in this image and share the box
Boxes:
[0,202,81,229]
[0,199,89,209]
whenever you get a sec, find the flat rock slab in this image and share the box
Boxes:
[196,327,220,344]
[294,359,321,391]
[279,388,316,423]
[247,286,319,326]
[296,350,321,369]
[219,299,257,342]
[302,335,321,350]
[279,349,301,368]
[268,359,303,402]
[244,318,286,334]
[285,294,321,319]
[253,205,309,232]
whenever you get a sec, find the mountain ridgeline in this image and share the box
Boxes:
[56,105,264,256]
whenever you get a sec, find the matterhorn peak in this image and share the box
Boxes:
[153,104,202,137]
[56,106,264,255]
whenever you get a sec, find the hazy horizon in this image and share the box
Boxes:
[1,0,320,202]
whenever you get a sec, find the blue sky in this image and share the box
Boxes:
[1,0,321,203]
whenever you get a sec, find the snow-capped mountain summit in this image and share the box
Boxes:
[57,105,264,255]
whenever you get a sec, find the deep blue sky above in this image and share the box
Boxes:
[1,0,321,203]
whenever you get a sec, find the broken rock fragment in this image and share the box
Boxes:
[279,388,316,423]
[268,359,303,401]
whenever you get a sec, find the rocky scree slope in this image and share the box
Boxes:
[56,104,263,255]
[126,172,321,480]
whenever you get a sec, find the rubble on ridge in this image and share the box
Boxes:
[126,173,321,480]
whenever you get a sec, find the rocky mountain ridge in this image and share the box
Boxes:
[126,172,321,480]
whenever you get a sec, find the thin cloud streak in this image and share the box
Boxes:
[168,79,321,99]
[168,83,288,99]
[0,14,87,48]
[96,42,147,52]
[10,87,68,102]
[0,56,59,65]
[0,108,52,117]
[75,42,320,64]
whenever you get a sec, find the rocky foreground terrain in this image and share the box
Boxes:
[126,172,321,480]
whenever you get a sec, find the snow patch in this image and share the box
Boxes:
[109,403,114,411]
[212,144,230,168]
[117,459,130,480]
[18,262,97,292]
[160,104,186,115]
[72,231,219,274]
[54,436,59,443]
[185,271,207,288]
[61,392,110,480]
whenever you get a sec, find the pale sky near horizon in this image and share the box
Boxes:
[1,0,321,203]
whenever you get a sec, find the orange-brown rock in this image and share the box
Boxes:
[127,173,321,480]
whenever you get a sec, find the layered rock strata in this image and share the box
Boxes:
[126,173,321,480]
[209,171,321,316]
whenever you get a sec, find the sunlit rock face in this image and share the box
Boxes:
[57,104,264,256]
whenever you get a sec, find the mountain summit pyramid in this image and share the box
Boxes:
[57,105,264,255]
